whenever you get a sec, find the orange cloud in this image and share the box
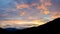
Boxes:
[51,12,60,18]
[37,4,47,10]
[45,0,52,6]
[43,10,50,15]
[16,3,30,9]
[20,11,26,16]
[37,5,41,9]
[37,5,50,15]
[40,0,44,3]
[37,0,51,15]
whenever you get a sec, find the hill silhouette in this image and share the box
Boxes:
[0,18,60,33]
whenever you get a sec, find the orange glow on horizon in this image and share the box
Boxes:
[0,20,46,28]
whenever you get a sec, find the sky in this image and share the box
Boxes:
[0,0,60,29]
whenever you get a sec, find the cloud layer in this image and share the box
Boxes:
[0,0,60,29]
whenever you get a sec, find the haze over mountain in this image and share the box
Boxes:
[0,18,60,33]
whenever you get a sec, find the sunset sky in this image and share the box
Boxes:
[0,0,60,29]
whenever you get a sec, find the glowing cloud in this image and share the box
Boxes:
[51,12,60,19]
[45,0,52,6]
[16,3,30,9]
[20,11,26,16]
[0,20,45,28]
[37,0,51,15]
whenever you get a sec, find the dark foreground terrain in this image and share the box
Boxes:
[0,18,60,33]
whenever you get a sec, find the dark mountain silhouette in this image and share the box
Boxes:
[0,18,60,33]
